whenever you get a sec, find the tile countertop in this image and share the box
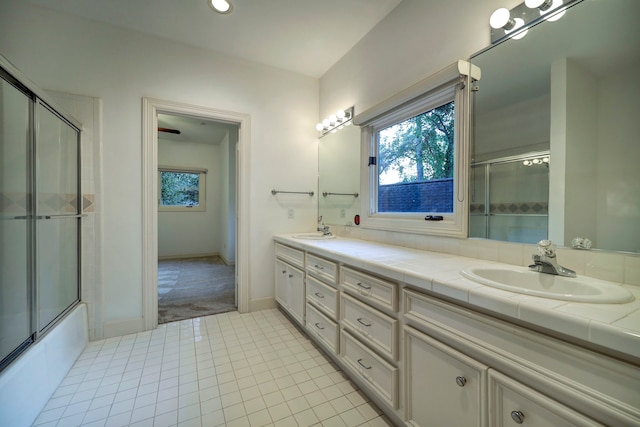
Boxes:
[274,234,640,363]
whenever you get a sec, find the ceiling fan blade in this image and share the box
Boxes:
[158,127,181,135]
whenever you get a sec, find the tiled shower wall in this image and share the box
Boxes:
[48,90,103,340]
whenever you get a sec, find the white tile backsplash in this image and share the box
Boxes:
[337,228,640,287]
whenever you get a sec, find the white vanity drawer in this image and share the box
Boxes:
[306,253,338,285]
[306,275,339,320]
[341,329,399,410]
[275,243,304,269]
[341,293,398,361]
[488,370,604,427]
[306,303,339,354]
[341,266,397,312]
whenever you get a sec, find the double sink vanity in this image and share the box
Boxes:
[273,234,640,427]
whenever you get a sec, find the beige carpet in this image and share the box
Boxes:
[158,256,236,324]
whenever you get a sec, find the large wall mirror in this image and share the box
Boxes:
[318,124,361,226]
[470,0,640,253]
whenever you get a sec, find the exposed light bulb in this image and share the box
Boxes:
[329,114,337,124]
[542,157,550,163]
[490,8,515,30]
[209,0,232,13]
[322,119,330,127]
[316,123,324,132]
[336,110,345,119]
[541,0,566,21]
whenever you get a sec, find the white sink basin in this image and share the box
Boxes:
[292,232,336,240]
[460,266,634,303]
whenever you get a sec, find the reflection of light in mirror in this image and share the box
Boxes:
[506,18,528,39]
[522,156,549,166]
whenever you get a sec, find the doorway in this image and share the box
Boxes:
[156,113,238,323]
[142,98,251,330]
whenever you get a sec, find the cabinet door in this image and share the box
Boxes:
[488,370,604,427]
[405,326,488,427]
[287,264,305,324]
[275,259,289,307]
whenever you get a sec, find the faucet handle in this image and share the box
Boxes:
[537,240,556,258]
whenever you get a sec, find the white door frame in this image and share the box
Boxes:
[141,97,251,330]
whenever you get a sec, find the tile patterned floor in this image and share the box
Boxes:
[32,309,394,427]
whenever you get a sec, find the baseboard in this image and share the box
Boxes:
[103,317,146,339]
[218,253,236,266]
[158,252,219,261]
[249,297,277,312]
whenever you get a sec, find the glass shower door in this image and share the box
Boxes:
[0,74,34,368]
[36,101,80,332]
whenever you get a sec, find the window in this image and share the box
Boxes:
[158,167,206,211]
[354,61,475,237]
[377,100,455,214]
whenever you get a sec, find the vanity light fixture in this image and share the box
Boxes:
[316,106,354,137]
[208,0,233,14]
[489,0,579,44]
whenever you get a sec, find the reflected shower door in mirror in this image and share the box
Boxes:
[318,124,360,225]
[470,153,549,243]
[470,0,640,253]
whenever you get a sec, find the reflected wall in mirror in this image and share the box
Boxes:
[470,0,640,253]
[318,124,360,225]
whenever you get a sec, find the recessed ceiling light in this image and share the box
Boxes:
[208,0,233,14]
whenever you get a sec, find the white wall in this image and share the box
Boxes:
[0,0,318,335]
[596,63,640,253]
[158,138,220,258]
[319,0,520,119]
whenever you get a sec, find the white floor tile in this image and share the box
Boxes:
[32,309,385,427]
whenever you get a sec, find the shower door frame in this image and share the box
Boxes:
[0,55,82,372]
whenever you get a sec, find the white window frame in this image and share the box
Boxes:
[158,166,207,212]
[354,60,478,238]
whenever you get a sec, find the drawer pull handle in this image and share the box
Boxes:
[314,322,324,330]
[314,264,325,270]
[357,358,372,370]
[288,274,293,278]
[281,270,286,274]
[356,282,372,290]
[356,318,371,327]
[455,376,467,387]
[314,292,325,299]
[510,411,525,424]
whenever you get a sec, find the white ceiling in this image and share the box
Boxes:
[25,0,402,78]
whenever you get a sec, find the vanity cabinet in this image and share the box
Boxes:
[306,275,338,319]
[338,268,401,413]
[341,328,399,409]
[404,326,488,427]
[488,370,603,427]
[274,243,306,326]
[306,301,339,353]
[341,293,398,361]
[273,238,640,427]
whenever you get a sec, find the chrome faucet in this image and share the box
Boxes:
[317,224,332,236]
[528,240,576,277]
[317,216,332,236]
